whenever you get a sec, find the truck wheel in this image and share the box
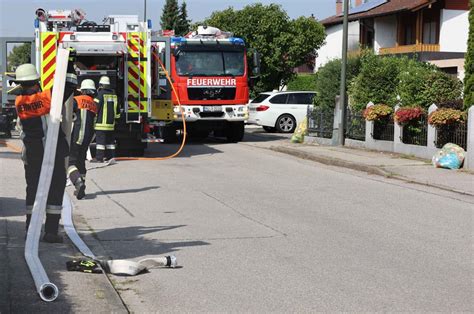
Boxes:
[116,138,146,157]
[161,125,178,143]
[189,129,209,139]
[225,121,245,143]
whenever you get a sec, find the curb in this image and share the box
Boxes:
[269,145,474,197]
[270,146,390,177]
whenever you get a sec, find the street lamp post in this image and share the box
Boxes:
[144,0,147,22]
[337,0,350,146]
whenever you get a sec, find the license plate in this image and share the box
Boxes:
[203,106,222,112]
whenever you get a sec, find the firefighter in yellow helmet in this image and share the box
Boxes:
[68,79,98,199]
[93,76,120,162]
[13,57,77,243]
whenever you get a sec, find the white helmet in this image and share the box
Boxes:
[99,76,110,85]
[80,79,96,91]
[14,64,40,82]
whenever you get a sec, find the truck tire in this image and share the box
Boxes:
[160,125,178,143]
[225,121,244,143]
[115,131,146,157]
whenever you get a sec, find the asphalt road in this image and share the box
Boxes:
[1,127,472,312]
[71,128,472,312]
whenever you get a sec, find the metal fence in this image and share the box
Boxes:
[435,122,468,150]
[345,110,365,141]
[307,106,334,139]
[373,118,394,141]
[401,116,428,146]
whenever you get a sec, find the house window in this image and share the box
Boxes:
[423,21,437,44]
[404,24,416,45]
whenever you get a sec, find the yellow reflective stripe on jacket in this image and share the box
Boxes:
[95,93,119,131]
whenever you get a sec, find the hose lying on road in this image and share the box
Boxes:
[24,48,70,302]
[62,192,177,275]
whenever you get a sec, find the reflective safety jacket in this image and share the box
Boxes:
[15,62,77,162]
[94,88,120,131]
[15,88,72,159]
[72,95,97,145]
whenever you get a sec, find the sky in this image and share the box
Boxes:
[0,0,336,37]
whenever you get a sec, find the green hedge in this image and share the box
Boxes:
[287,74,317,91]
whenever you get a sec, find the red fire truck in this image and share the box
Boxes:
[156,26,259,142]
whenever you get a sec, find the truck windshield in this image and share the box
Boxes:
[176,51,245,76]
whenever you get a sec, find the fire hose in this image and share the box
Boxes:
[62,192,177,276]
[24,49,181,302]
[24,48,70,302]
[115,50,187,161]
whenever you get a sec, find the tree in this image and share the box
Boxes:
[176,1,191,36]
[313,55,361,110]
[205,4,325,93]
[464,0,474,108]
[160,0,180,32]
[7,43,32,72]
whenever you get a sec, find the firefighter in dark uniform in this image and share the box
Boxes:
[68,79,97,199]
[13,59,77,243]
[94,76,119,162]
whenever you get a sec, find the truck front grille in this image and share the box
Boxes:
[199,112,225,118]
[187,87,236,100]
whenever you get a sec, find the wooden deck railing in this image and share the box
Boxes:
[379,44,440,55]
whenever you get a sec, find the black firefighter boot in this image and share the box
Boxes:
[43,214,63,243]
[70,168,86,200]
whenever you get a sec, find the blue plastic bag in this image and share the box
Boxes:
[432,143,466,169]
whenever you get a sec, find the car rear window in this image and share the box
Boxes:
[288,93,315,104]
[251,94,271,104]
[269,94,288,104]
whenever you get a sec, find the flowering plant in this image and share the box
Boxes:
[394,107,425,124]
[363,104,393,121]
[428,108,465,126]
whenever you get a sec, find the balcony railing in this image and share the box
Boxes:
[379,44,440,55]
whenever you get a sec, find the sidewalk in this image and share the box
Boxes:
[0,139,126,313]
[269,139,474,196]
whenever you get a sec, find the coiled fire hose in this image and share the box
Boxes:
[116,50,187,161]
[24,48,70,302]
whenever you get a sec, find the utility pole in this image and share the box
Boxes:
[144,0,147,22]
[337,0,350,146]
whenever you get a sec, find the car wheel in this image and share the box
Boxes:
[262,126,276,133]
[276,114,296,133]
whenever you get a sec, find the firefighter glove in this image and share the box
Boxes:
[66,259,103,273]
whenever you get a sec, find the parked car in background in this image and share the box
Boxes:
[247,91,315,133]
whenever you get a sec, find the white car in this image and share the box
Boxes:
[247,91,315,133]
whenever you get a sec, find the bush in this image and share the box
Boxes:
[394,107,424,124]
[420,71,463,106]
[349,53,402,112]
[464,0,474,109]
[397,59,437,108]
[287,74,317,91]
[313,56,361,110]
[363,104,393,121]
[437,99,464,110]
[428,108,465,126]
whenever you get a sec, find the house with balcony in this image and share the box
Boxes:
[316,0,470,79]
